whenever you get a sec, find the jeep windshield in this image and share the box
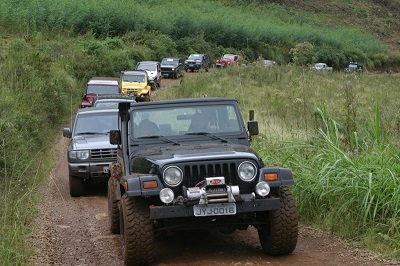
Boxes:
[222,54,235,60]
[131,104,241,139]
[74,111,118,136]
[86,85,120,94]
[122,75,145,83]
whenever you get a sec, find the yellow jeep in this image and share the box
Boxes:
[119,70,151,102]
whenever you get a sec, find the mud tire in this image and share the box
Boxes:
[107,176,120,234]
[257,186,298,255]
[120,195,154,265]
[69,174,84,197]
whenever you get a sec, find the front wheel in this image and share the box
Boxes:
[257,186,298,255]
[120,195,154,266]
[143,93,151,102]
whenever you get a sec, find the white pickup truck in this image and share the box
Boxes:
[311,63,333,71]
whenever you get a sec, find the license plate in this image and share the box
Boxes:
[103,167,109,173]
[193,203,236,217]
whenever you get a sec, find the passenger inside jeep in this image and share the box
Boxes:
[188,113,211,132]
[137,119,159,137]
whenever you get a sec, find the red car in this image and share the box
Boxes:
[216,54,239,68]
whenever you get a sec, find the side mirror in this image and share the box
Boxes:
[247,121,259,136]
[110,130,121,145]
[63,128,72,138]
[247,110,258,136]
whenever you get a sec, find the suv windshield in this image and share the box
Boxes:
[161,59,179,66]
[74,111,118,135]
[131,104,241,139]
[188,54,202,60]
[137,64,157,71]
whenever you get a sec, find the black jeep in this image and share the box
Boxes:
[108,98,298,265]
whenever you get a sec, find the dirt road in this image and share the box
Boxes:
[29,76,397,266]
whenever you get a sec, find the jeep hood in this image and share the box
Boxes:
[72,134,116,150]
[131,143,263,170]
[121,82,147,89]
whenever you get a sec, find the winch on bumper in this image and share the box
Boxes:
[149,176,280,219]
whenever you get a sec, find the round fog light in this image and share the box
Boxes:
[160,188,174,204]
[255,181,270,197]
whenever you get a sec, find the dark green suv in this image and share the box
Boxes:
[107,98,298,265]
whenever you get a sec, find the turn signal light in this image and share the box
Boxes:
[143,180,158,189]
[264,173,278,181]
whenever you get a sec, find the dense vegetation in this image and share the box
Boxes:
[0,0,393,69]
[0,0,399,264]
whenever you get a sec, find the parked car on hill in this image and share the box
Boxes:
[91,94,136,107]
[119,70,151,102]
[345,62,363,72]
[80,77,120,108]
[262,60,276,67]
[184,54,210,72]
[63,106,118,197]
[216,54,239,68]
[135,61,162,89]
[160,57,184,79]
[311,63,333,71]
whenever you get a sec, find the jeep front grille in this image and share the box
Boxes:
[177,161,242,187]
[90,148,117,160]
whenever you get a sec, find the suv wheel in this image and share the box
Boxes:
[108,176,120,234]
[144,93,151,102]
[257,186,298,255]
[120,195,154,265]
[69,174,85,197]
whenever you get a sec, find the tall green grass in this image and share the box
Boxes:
[156,66,400,261]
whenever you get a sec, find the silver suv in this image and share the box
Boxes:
[135,61,162,89]
[63,107,118,197]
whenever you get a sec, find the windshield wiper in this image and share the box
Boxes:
[185,132,229,143]
[76,132,102,135]
[137,135,180,145]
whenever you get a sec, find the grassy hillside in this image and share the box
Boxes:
[0,0,396,69]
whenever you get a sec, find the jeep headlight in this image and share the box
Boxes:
[163,166,183,187]
[238,161,257,181]
[69,150,89,160]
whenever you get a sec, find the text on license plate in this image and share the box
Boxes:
[193,203,236,217]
